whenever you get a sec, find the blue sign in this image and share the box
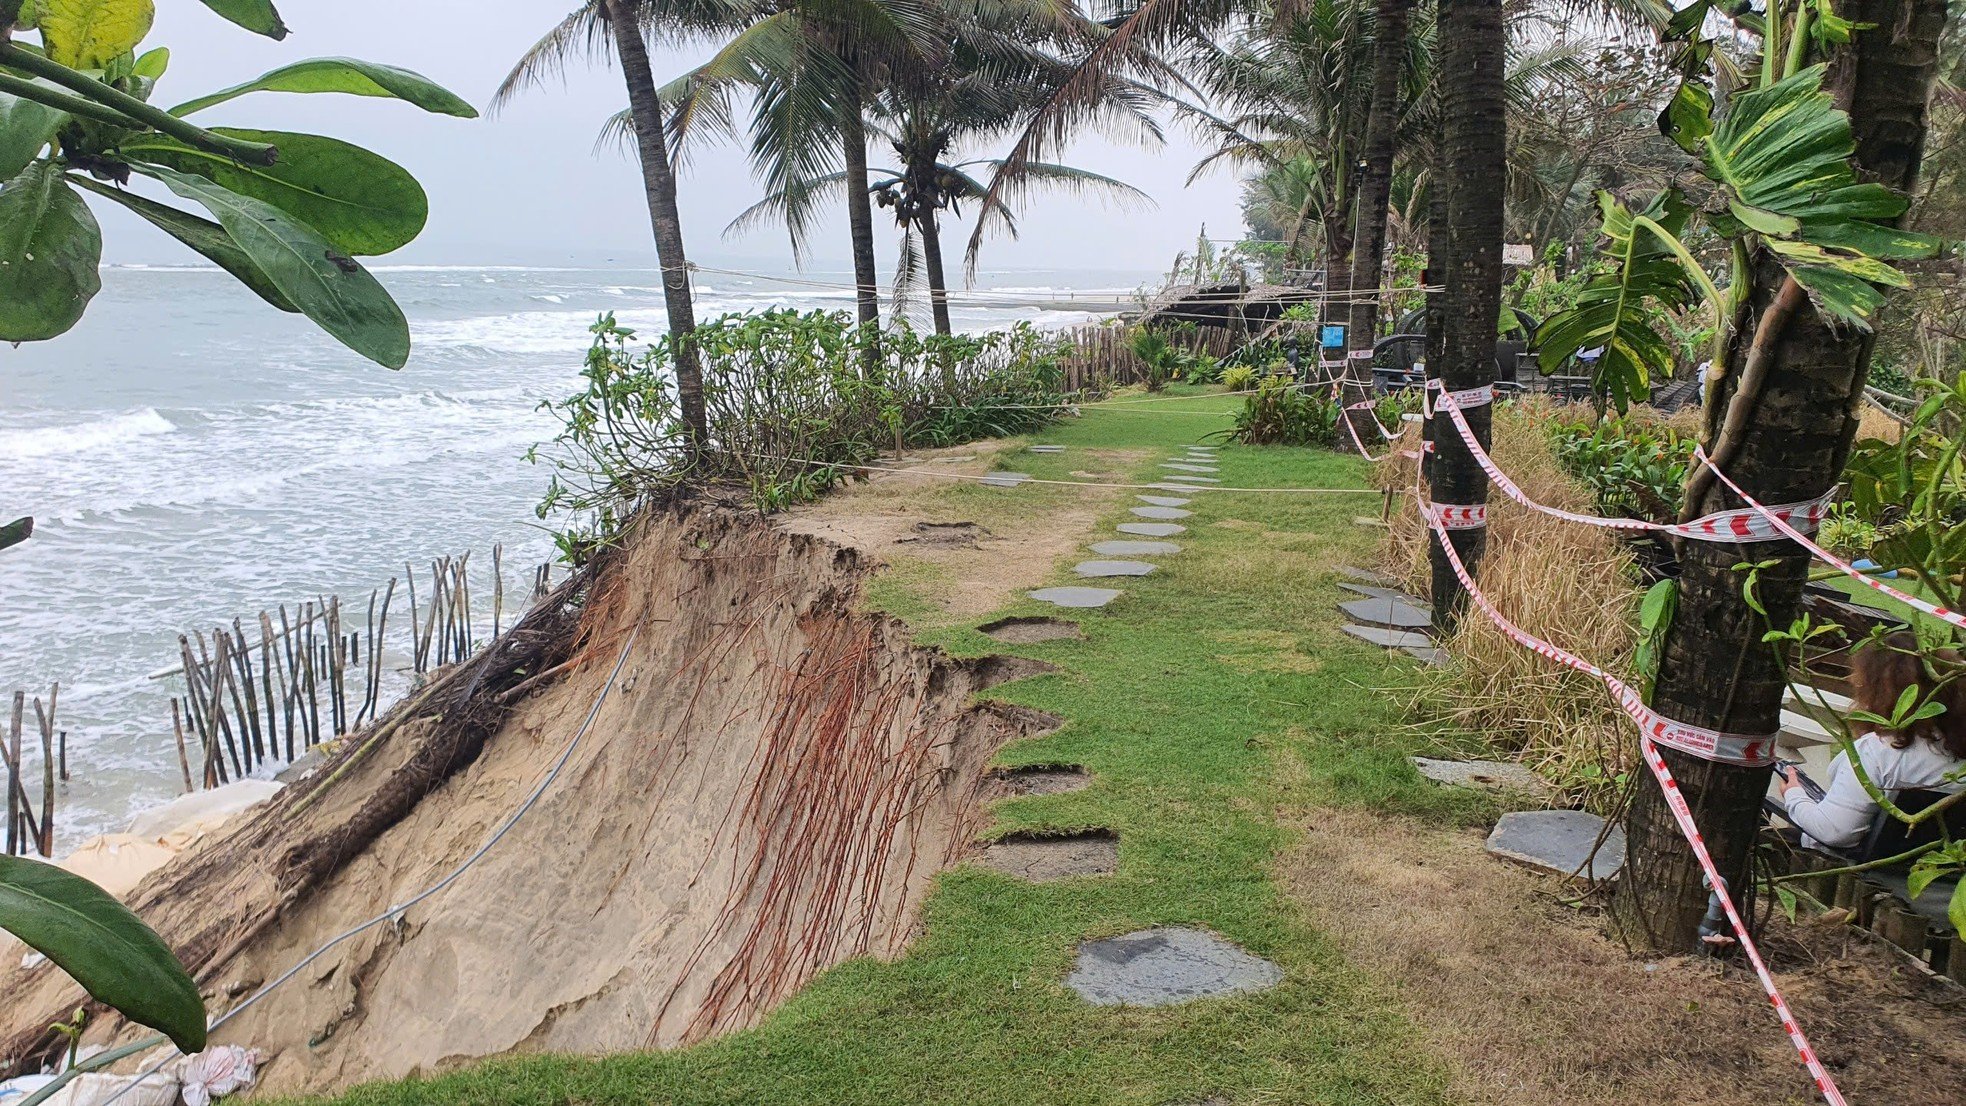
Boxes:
[1319,324,1346,350]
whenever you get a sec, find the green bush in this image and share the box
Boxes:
[1547,414,1696,524]
[1230,377,1341,447]
[1222,364,1258,392]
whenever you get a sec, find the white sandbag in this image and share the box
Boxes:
[126,780,283,842]
[0,1076,56,1105]
[55,835,177,900]
[25,1071,178,1106]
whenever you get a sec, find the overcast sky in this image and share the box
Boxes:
[96,0,1244,275]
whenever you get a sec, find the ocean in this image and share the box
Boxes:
[0,261,1149,848]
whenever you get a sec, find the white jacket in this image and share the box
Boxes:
[1783,731,1965,850]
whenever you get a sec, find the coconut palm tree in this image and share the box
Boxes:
[493,0,762,445]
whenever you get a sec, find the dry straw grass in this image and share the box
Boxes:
[1376,397,1640,808]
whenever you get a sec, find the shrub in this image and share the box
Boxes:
[1222,364,1257,393]
[1546,414,1696,525]
[1128,326,1191,392]
[1230,378,1340,447]
[1184,353,1223,386]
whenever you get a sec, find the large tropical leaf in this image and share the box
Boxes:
[143,163,410,368]
[35,0,154,69]
[0,854,206,1054]
[169,57,477,118]
[0,161,101,342]
[1700,65,1943,325]
[0,85,64,180]
[1534,189,1702,411]
[119,129,428,255]
[193,0,287,38]
[71,176,297,311]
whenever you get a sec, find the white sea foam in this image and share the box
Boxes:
[0,408,176,460]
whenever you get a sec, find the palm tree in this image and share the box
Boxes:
[1343,0,1419,439]
[494,0,756,445]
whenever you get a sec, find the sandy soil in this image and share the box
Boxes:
[1285,806,1966,1105]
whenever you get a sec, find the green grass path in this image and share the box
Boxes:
[318,386,1494,1106]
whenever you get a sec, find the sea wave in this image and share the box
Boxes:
[0,409,177,461]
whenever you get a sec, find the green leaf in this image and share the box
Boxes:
[1951,879,1966,936]
[69,175,296,311]
[169,56,477,118]
[142,163,409,368]
[0,854,206,1053]
[131,45,167,79]
[1727,200,1800,237]
[1774,883,1799,923]
[0,516,31,553]
[0,161,100,341]
[1659,79,1713,154]
[119,129,427,255]
[1907,854,1947,899]
[36,0,153,68]
[0,86,64,179]
[192,0,286,39]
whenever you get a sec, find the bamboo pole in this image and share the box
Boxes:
[171,698,194,794]
[35,691,55,856]
[6,693,21,855]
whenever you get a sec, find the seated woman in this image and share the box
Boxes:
[1779,632,1966,851]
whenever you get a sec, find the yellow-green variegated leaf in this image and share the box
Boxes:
[38,0,154,69]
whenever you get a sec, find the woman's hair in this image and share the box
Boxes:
[1850,631,1966,760]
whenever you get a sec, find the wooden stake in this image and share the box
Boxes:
[171,698,194,794]
[5,693,21,856]
[34,693,54,856]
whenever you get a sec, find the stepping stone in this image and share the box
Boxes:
[979,616,1083,644]
[1076,559,1158,578]
[1403,644,1450,666]
[1091,540,1181,557]
[982,472,1032,488]
[979,831,1118,882]
[1411,757,1552,798]
[989,765,1092,797]
[1338,582,1413,602]
[1485,810,1626,881]
[1351,515,1388,528]
[1117,522,1186,537]
[1163,463,1220,473]
[1339,597,1431,629]
[1131,506,1192,521]
[1138,495,1191,507]
[1030,445,1065,453]
[1338,565,1392,586]
[1151,483,1207,493]
[1173,475,1220,484]
[1030,586,1121,609]
[1341,624,1432,650]
[1066,927,1282,1007]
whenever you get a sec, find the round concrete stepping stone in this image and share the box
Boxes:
[1131,506,1193,520]
[1162,463,1220,473]
[981,472,1032,488]
[1091,540,1181,557]
[1117,522,1185,537]
[979,831,1118,882]
[1339,597,1430,629]
[1066,927,1282,1007]
[1030,586,1121,608]
[1485,810,1626,881]
[1137,495,1191,507]
[1341,623,1431,650]
[1029,445,1065,453]
[1076,559,1159,578]
[1412,757,1551,798]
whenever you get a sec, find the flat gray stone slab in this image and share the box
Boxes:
[981,472,1032,488]
[1117,522,1186,537]
[1412,757,1551,797]
[1171,475,1220,484]
[1486,810,1626,881]
[1404,645,1450,666]
[1066,927,1282,1007]
[1091,540,1182,556]
[1131,506,1192,520]
[1030,586,1121,608]
[1029,445,1065,453]
[1076,559,1159,578]
[1137,495,1191,507]
[1338,582,1414,602]
[1163,463,1220,473]
[1151,483,1207,493]
[1339,597,1431,629]
[1338,565,1392,586]
[1342,623,1432,650]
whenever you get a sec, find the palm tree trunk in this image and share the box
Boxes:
[1343,0,1417,445]
[841,104,882,334]
[601,0,706,446]
[1425,0,1504,631]
[920,213,953,337]
[1615,0,1946,953]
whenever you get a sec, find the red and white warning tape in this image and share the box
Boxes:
[1697,447,1966,633]
[1432,387,1834,543]
[1417,499,1843,1104]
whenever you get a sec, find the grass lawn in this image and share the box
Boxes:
[306,385,1495,1106]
